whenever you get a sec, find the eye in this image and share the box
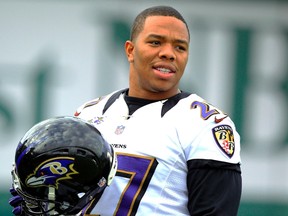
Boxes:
[149,41,160,46]
[176,45,187,51]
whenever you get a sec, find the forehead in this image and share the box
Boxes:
[141,16,189,41]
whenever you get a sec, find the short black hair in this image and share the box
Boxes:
[130,5,190,41]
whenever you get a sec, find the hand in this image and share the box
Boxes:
[9,187,24,216]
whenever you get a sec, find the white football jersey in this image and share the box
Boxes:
[75,89,241,216]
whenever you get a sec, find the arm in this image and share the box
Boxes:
[187,159,242,216]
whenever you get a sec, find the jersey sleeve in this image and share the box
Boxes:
[187,159,242,216]
[184,117,242,215]
[177,97,241,164]
[185,116,241,164]
[177,97,242,215]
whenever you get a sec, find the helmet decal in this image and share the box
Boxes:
[25,157,78,189]
[13,116,117,215]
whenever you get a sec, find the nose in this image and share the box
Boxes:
[159,44,176,61]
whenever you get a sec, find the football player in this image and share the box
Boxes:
[74,5,242,216]
[9,116,117,215]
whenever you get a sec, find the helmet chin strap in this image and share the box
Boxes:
[48,187,56,215]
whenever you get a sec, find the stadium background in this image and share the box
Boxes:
[0,0,287,215]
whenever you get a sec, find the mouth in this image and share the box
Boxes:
[155,67,173,74]
[153,65,176,74]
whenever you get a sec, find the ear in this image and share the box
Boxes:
[125,40,134,63]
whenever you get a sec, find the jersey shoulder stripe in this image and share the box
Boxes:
[102,88,128,115]
[101,89,191,117]
[161,91,191,117]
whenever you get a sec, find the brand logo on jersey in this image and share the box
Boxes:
[212,125,235,158]
[25,157,78,189]
[115,125,125,135]
[214,115,228,123]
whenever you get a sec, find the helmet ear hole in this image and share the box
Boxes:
[13,116,117,215]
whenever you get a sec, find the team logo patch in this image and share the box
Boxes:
[212,125,235,158]
[25,157,78,189]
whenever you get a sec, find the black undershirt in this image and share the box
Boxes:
[124,92,157,116]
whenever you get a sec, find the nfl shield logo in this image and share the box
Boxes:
[212,125,235,158]
[115,125,125,135]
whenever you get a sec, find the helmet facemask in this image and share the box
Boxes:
[11,116,118,216]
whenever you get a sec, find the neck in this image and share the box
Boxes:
[128,88,181,100]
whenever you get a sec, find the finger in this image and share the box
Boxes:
[12,206,23,216]
[10,187,18,196]
[9,196,23,207]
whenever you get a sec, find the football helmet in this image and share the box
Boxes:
[11,116,117,215]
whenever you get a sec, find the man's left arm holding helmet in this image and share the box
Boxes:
[8,116,117,216]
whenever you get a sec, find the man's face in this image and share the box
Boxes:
[125,16,189,99]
